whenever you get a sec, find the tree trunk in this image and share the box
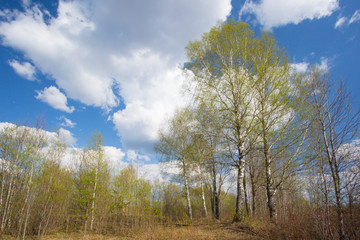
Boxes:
[212,158,220,219]
[243,170,249,215]
[262,129,276,220]
[235,158,245,221]
[90,166,98,232]
[250,170,256,215]
[1,174,14,232]
[182,163,192,221]
[21,154,37,240]
[183,168,192,221]
[265,159,276,220]
[321,118,346,240]
[199,171,207,217]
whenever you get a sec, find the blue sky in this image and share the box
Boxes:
[0,0,359,166]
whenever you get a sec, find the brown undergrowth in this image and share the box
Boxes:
[1,217,301,240]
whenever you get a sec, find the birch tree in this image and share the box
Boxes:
[185,21,261,221]
[155,108,195,221]
[73,131,109,233]
[306,68,359,239]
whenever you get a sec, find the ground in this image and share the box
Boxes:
[2,218,281,239]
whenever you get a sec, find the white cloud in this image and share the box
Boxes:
[349,10,360,24]
[8,59,36,80]
[334,10,360,29]
[103,146,127,171]
[291,62,309,73]
[35,86,74,113]
[318,57,330,72]
[58,128,77,146]
[58,116,76,128]
[138,163,163,182]
[126,150,150,163]
[291,57,330,74]
[240,0,339,29]
[335,16,347,29]
[0,122,16,132]
[0,0,231,153]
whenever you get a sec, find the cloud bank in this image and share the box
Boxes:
[0,0,231,153]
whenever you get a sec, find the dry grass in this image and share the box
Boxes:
[1,219,266,240]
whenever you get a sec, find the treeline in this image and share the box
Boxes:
[0,124,235,239]
[156,21,360,239]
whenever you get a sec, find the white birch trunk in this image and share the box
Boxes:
[90,165,98,232]
[183,166,192,221]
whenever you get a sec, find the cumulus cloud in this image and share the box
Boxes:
[35,86,74,113]
[58,128,77,146]
[240,0,339,29]
[8,59,36,80]
[0,0,231,153]
[103,146,127,171]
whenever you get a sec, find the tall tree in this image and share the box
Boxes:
[306,68,359,239]
[73,131,109,233]
[155,108,196,221]
[185,21,301,221]
[185,21,259,221]
[193,102,225,219]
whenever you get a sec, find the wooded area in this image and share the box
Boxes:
[1,21,359,239]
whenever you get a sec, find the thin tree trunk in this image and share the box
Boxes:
[1,174,14,232]
[318,157,334,240]
[250,171,256,215]
[184,170,192,221]
[199,169,207,217]
[90,166,98,232]
[22,194,33,240]
[243,170,249,215]
[320,117,346,240]
[21,153,37,240]
[212,158,219,219]
[263,132,276,220]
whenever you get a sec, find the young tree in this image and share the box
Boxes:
[155,108,196,221]
[73,131,110,233]
[306,68,359,239]
[192,102,227,219]
[32,140,73,238]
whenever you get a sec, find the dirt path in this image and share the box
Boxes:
[173,221,263,240]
